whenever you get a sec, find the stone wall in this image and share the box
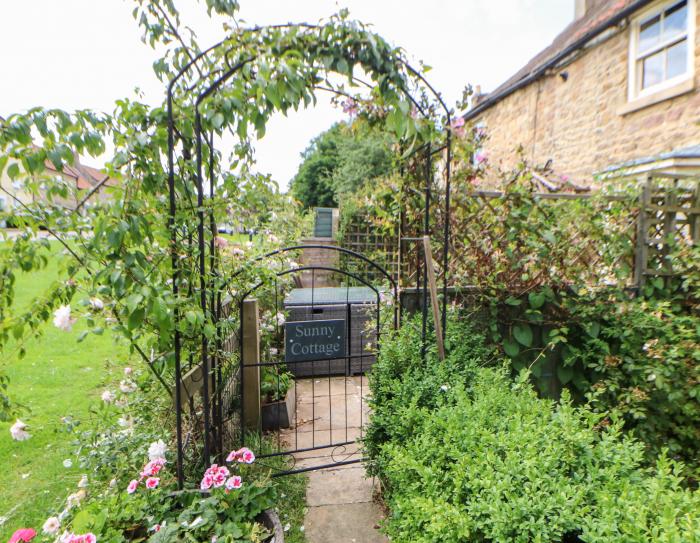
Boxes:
[474,0,700,184]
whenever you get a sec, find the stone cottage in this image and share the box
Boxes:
[465,0,700,183]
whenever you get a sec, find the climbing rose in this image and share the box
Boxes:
[145,477,159,489]
[8,528,36,542]
[450,117,466,138]
[341,98,358,116]
[119,380,137,394]
[126,479,139,494]
[225,475,243,491]
[43,517,61,535]
[53,305,75,331]
[10,419,31,441]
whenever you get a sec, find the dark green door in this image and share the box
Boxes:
[314,207,333,238]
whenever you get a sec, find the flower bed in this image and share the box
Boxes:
[365,316,700,542]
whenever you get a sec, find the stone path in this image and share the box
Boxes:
[281,376,388,543]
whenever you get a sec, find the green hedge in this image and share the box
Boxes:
[365,316,700,542]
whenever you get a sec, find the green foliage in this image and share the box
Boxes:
[0,0,444,421]
[289,122,395,208]
[561,292,700,473]
[366,317,700,542]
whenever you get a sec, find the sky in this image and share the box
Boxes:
[0,1,573,189]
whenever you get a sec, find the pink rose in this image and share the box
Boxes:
[450,117,466,138]
[126,479,139,494]
[225,475,242,491]
[9,528,36,543]
[145,477,159,489]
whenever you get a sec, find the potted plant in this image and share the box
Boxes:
[260,366,295,431]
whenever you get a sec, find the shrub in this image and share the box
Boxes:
[366,316,700,542]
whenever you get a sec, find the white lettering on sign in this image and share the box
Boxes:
[285,319,346,363]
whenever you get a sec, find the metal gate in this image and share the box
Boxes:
[236,246,397,476]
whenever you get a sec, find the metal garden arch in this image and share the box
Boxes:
[166,22,454,486]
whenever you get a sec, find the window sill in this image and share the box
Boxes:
[619,77,695,115]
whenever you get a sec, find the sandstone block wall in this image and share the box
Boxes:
[475,0,700,184]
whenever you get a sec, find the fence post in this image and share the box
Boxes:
[634,176,651,290]
[242,299,261,432]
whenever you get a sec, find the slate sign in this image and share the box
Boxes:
[285,319,346,363]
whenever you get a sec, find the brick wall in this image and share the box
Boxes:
[475,0,700,184]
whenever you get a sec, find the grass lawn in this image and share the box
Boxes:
[0,244,130,539]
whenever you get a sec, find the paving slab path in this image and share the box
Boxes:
[281,376,388,543]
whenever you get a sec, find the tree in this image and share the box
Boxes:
[290,121,394,208]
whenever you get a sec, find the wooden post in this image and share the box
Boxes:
[634,176,651,290]
[242,299,261,432]
[422,236,445,360]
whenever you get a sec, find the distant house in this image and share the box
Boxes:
[0,157,115,222]
[465,0,700,184]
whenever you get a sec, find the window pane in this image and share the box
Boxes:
[667,39,688,78]
[640,14,661,53]
[663,1,687,39]
[642,50,664,88]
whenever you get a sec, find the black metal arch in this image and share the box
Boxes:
[166,21,453,487]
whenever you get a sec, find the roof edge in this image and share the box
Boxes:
[464,0,653,121]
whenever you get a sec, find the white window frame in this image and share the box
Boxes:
[628,0,695,102]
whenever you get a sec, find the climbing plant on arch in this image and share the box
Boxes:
[0,0,454,485]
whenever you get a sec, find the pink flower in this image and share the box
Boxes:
[238,447,255,464]
[150,524,161,533]
[450,117,466,138]
[200,474,214,490]
[67,533,96,543]
[145,477,159,489]
[123,367,133,376]
[212,466,230,488]
[126,479,139,494]
[141,457,166,477]
[225,475,243,491]
[214,236,228,249]
[9,528,36,542]
[225,450,238,463]
[342,98,358,116]
[475,151,487,164]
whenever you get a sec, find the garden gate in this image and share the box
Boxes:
[235,245,398,475]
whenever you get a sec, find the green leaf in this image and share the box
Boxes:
[7,163,19,180]
[557,364,574,384]
[586,321,600,338]
[513,323,533,347]
[128,308,145,330]
[212,113,225,129]
[528,291,545,309]
[503,337,520,358]
[505,296,521,306]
